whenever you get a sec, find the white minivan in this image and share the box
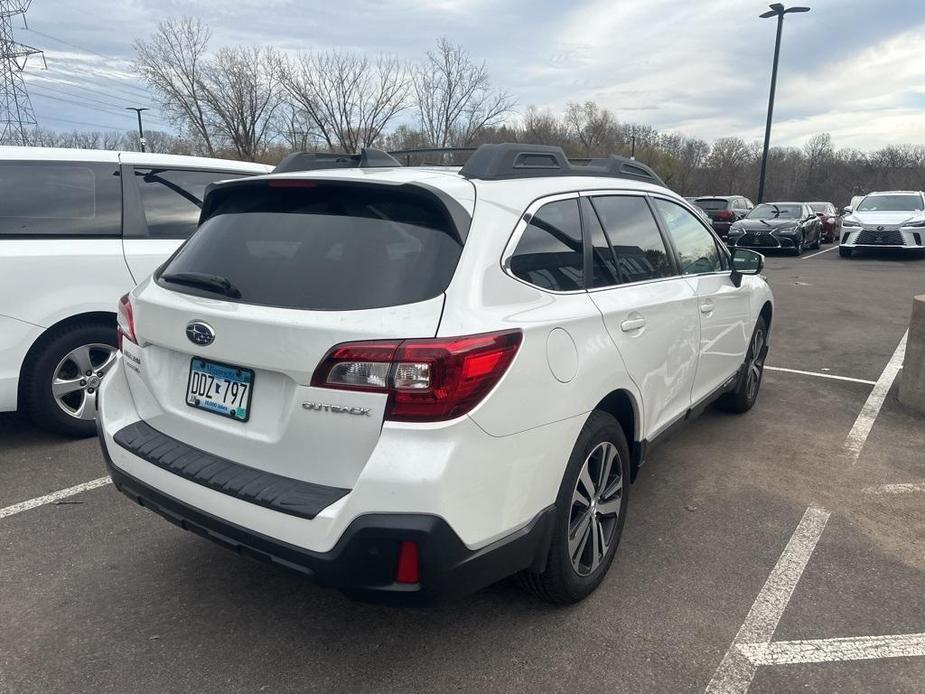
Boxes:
[0,147,271,436]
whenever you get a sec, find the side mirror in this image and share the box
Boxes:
[842,206,852,215]
[730,248,764,287]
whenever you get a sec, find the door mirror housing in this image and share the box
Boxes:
[842,206,853,215]
[730,248,764,287]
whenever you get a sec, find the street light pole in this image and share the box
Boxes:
[125,107,149,152]
[756,3,810,203]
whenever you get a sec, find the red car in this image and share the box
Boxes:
[808,202,841,243]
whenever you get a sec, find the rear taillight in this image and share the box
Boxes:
[395,540,420,584]
[716,210,735,221]
[311,329,523,422]
[117,293,136,349]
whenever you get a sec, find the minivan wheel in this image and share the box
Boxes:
[21,321,117,438]
[517,411,630,604]
[716,316,768,414]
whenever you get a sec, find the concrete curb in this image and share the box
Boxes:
[898,294,925,415]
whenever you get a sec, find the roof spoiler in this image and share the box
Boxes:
[273,148,401,173]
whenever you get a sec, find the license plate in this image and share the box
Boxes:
[186,358,254,422]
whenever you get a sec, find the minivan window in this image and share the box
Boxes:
[653,198,723,275]
[510,199,583,291]
[591,195,674,284]
[0,161,121,236]
[136,168,249,239]
[158,181,464,311]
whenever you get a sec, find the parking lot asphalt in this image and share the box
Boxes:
[1,245,923,693]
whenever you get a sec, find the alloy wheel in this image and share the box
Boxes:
[51,343,117,420]
[745,328,766,401]
[568,441,624,576]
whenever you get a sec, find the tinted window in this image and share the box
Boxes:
[510,199,583,291]
[856,195,924,212]
[0,161,120,236]
[159,181,464,311]
[694,198,728,211]
[808,203,829,214]
[581,198,620,288]
[653,198,722,275]
[136,168,249,239]
[590,196,674,284]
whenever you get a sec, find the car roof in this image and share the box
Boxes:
[694,195,736,200]
[865,190,924,196]
[0,146,271,173]
[757,201,805,205]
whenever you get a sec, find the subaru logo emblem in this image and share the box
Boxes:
[186,321,215,346]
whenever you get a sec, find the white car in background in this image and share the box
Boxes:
[0,147,271,436]
[98,144,773,605]
[840,190,925,258]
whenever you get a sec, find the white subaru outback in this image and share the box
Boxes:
[97,145,773,605]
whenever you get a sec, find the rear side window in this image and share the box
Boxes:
[0,161,120,236]
[158,181,464,311]
[509,199,583,291]
[653,198,723,275]
[590,196,674,284]
[135,168,249,239]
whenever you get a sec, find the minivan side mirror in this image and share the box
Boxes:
[730,248,764,287]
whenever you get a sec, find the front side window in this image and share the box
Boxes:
[653,198,723,275]
[510,199,583,291]
[592,195,674,284]
[136,168,249,239]
[0,161,120,236]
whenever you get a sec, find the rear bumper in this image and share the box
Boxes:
[99,430,555,605]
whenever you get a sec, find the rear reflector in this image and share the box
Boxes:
[312,329,523,422]
[395,540,420,584]
[117,293,136,349]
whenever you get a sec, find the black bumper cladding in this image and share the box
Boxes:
[100,422,556,605]
[113,421,348,520]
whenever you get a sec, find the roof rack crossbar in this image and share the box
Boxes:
[458,143,665,185]
[273,147,401,174]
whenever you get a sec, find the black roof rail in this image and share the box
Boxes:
[273,148,401,174]
[458,143,665,186]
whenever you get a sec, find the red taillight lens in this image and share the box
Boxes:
[311,329,523,422]
[395,540,420,584]
[716,210,735,221]
[116,293,136,349]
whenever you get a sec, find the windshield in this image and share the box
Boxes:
[856,195,924,212]
[158,181,464,311]
[747,203,803,220]
[694,199,728,211]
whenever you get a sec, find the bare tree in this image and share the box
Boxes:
[134,17,216,156]
[564,101,620,156]
[199,46,284,160]
[282,51,409,152]
[412,38,514,147]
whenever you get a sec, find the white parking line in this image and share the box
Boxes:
[862,481,925,495]
[844,330,908,464]
[705,506,831,694]
[737,633,925,665]
[0,477,112,520]
[801,246,839,260]
[764,366,877,386]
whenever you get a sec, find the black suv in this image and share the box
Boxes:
[693,196,754,242]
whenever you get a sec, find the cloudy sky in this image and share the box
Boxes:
[18,0,925,150]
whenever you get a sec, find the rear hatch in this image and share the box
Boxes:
[694,198,730,221]
[122,177,470,489]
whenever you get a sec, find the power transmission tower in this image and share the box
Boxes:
[0,1,45,145]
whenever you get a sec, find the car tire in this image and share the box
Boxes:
[20,320,117,438]
[839,247,853,258]
[516,410,630,605]
[791,234,804,256]
[716,316,768,414]
[811,230,821,250]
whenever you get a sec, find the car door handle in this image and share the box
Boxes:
[620,317,647,332]
[700,300,715,314]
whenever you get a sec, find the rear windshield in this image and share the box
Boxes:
[694,199,728,211]
[157,181,464,311]
[856,195,924,212]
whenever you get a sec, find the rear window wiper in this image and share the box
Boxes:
[160,271,242,299]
